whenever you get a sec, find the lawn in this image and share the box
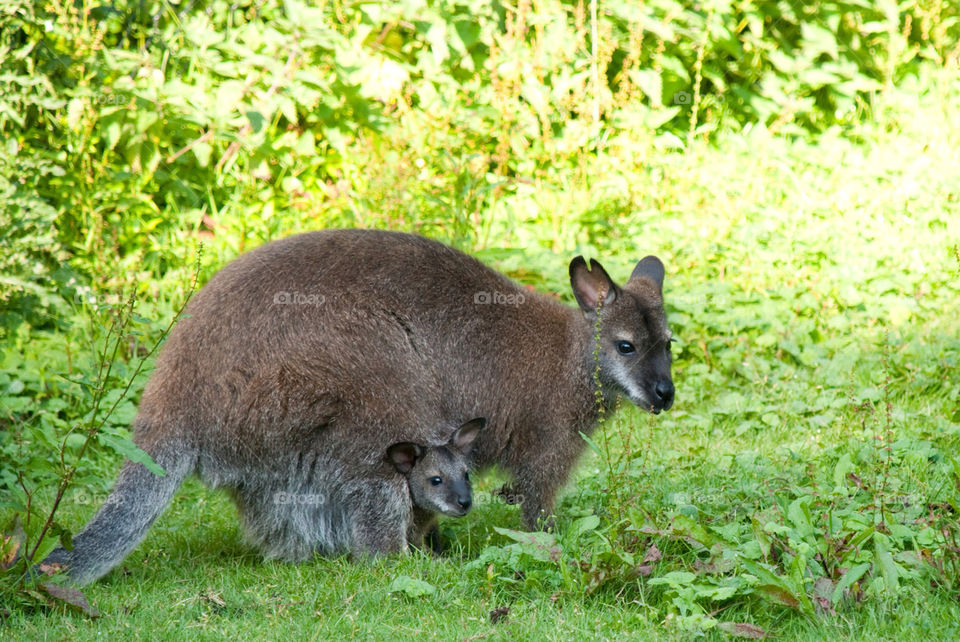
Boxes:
[3,63,959,639]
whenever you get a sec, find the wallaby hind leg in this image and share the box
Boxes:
[347,479,411,556]
[41,444,194,586]
[230,483,353,562]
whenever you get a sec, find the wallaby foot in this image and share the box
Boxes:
[423,525,444,555]
[498,483,555,529]
[406,508,444,555]
[510,475,560,532]
[407,524,444,555]
[521,505,556,532]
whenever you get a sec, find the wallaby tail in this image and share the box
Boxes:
[41,445,194,586]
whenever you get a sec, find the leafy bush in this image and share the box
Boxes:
[1,0,959,632]
[2,0,958,325]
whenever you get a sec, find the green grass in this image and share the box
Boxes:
[3,71,960,639]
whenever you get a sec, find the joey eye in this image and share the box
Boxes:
[616,341,636,355]
[429,477,442,486]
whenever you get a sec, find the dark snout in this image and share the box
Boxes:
[451,479,472,515]
[646,378,674,413]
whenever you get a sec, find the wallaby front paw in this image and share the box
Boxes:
[494,485,524,505]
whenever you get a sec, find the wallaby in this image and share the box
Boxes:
[43,418,483,585]
[387,418,482,553]
[44,228,673,584]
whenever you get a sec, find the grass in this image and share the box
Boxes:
[3,71,960,639]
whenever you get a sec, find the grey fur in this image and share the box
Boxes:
[42,445,192,586]
[45,419,481,585]
[44,229,672,584]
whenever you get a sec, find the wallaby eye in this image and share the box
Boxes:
[464,471,470,482]
[429,477,442,486]
[616,341,636,355]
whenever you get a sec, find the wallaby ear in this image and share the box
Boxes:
[569,257,618,313]
[630,256,665,292]
[451,417,485,453]
[386,442,424,474]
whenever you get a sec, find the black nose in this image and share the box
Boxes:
[654,380,674,408]
[458,497,472,511]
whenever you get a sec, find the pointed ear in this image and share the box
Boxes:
[570,257,618,313]
[450,418,485,453]
[386,442,424,474]
[630,256,665,292]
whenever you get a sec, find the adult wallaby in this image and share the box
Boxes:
[43,418,483,585]
[44,228,673,583]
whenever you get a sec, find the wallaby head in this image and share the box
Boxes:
[570,255,674,413]
[386,418,484,518]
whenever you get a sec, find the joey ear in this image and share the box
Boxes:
[450,417,485,453]
[386,442,424,474]
[569,256,618,313]
[630,256,665,292]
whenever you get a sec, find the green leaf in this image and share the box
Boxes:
[833,453,853,488]
[98,434,165,476]
[569,515,600,539]
[493,527,562,563]
[649,571,696,587]
[193,141,212,167]
[831,562,870,604]
[578,431,603,457]
[873,533,899,593]
[786,496,814,540]
[246,111,266,133]
[387,575,436,598]
[630,69,662,105]
[740,559,813,615]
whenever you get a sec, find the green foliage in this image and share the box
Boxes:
[0,287,189,610]
[2,0,960,637]
[2,0,959,334]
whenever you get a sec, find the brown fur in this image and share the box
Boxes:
[145,229,672,525]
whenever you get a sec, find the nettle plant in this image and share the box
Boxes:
[468,331,960,635]
[0,267,198,613]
